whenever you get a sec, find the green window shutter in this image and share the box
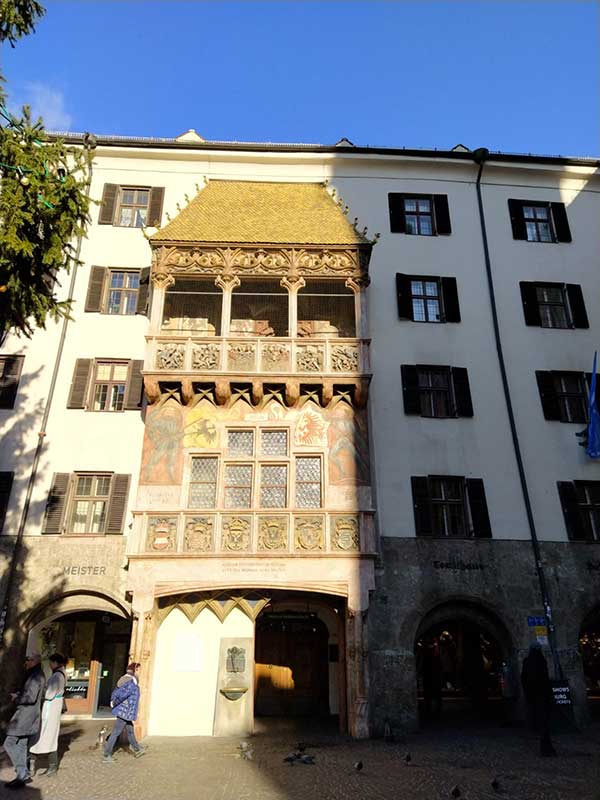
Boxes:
[98,184,118,225]
[135,268,151,316]
[0,472,14,533]
[42,473,71,534]
[125,360,144,410]
[105,474,131,534]
[67,359,92,409]
[147,188,165,226]
[85,266,106,312]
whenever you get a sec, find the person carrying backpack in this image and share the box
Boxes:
[102,662,145,763]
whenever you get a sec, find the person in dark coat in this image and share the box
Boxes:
[103,662,145,763]
[521,642,557,757]
[421,642,443,720]
[3,652,46,788]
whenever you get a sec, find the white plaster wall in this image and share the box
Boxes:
[148,606,253,736]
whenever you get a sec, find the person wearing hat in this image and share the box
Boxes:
[29,653,68,777]
[103,662,145,762]
[3,652,46,789]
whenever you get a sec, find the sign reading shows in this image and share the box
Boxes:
[551,681,572,706]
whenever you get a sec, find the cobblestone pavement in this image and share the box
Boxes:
[1,718,599,800]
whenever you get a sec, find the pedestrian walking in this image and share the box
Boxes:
[29,653,67,777]
[2,652,46,789]
[521,642,557,757]
[103,662,146,763]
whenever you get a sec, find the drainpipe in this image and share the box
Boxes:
[472,147,562,680]
[0,137,95,647]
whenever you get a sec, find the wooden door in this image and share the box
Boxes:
[255,616,328,716]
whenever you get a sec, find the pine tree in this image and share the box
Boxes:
[0,0,93,340]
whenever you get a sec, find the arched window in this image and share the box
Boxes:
[230,280,289,337]
[162,278,222,335]
[297,280,356,338]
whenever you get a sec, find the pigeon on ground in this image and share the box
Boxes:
[241,749,254,761]
[300,755,315,765]
[284,753,298,765]
[404,752,412,764]
[491,777,501,792]
[353,760,363,772]
[451,786,461,799]
[238,741,250,751]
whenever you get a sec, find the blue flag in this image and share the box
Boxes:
[587,352,600,458]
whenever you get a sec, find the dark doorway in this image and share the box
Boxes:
[255,611,329,717]
[415,610,510,726]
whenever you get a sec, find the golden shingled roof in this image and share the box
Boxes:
[150,180,370,246]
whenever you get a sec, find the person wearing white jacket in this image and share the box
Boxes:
[29,654,67,777]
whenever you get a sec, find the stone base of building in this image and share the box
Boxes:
[368,537,600,737]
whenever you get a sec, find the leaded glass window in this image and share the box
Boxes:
[260,464,288,508]
[261,430,288,456]
[295,457,322,508]
[189,457,218,508]
[227,430,254,457]
[224,464,253,508]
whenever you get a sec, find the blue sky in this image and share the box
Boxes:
[4,1,599,156]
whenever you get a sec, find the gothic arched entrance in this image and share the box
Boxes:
[414,600,514,725]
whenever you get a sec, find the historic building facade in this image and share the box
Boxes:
[1,132,599,736]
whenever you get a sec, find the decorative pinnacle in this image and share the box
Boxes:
[372,232,381,244]
[184,193,190,203]
[362,226,368,236]
[343,205,349,215]
[165,211,172,222]
[176,202,181,211]
[353,217,359,229]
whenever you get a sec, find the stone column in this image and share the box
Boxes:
[281,275,305,338]
[129,591,156,740]
[149,270,174,334]
[216,274,240,337]
[345,607,370,738]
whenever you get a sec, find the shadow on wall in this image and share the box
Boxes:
[0,365,67,729]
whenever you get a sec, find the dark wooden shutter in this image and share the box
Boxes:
[451,367,473,417]
[401,365,421,415]
[42,473,70,534]
[85,266,106,312]
[125,360,144,410]
[535,371,561,420]
[67,359,92,409]
[0,355,24,409]
[98,184,118,225]
[388,194,406,233]
[585,372,594,401]
[147,187,165,227]
[135,267,151,316]
[105,474,131,534]
[557,481,588,541]
[441,278,460,323]
[433,195,451,235]
[0,472,14,533]
[566,284,589,329]
[466,479,492,538]
[508,199,527,240]
[520,282,541,326]
[411,477,433,536]
[550,203,572,243]
[396,273,414,320]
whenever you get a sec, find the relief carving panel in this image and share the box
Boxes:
[147,517,178,552]
[296,345,324,372]
[221,516,251,552]
[331,515,360,551]
[257,517,289,551]
[192,344,220,371]
[157,342,186,370]
[184,516,214,552]
[331,344,359,372]
[294,516,325,551]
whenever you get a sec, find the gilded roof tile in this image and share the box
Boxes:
[150,180,369,245]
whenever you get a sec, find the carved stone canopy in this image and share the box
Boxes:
[150,244,371,285]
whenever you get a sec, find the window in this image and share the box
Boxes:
[412,476,491,538]
[297,280,355,338]
[187,428,321,510]
[558,481,600,541]
[388,193,452,236]
[520,282,588,330]
[0,472,14,533]
[106,271,140,315]
[0,356,25,409]
[98,184,164,228]
[85,267,149,316]
[410,279,442,322]
[231,280,289,337]
[396,274,460,323]
[163,278,222,334]
[295,456,322,508]
[91,362,129,411]
[401,365,473,418]
[536,371,589,423]
[67,359,144,411]
[508,199,572,243]
[69,474,111,533]
[41,472,131,535]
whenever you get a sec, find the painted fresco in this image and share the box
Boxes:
[327,403,370,486]
[141,402,184,484]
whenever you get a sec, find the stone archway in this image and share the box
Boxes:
[414,599,514,725]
